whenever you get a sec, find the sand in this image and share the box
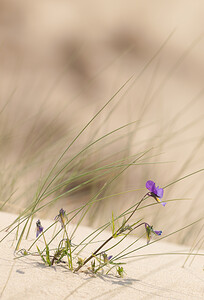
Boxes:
[0,211,203,300]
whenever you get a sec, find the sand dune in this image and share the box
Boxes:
[0,212,203,300]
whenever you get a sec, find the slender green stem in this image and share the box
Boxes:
[74,193,149,272]
[63,226,73,271]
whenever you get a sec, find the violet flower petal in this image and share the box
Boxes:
[146,180,155,192]
[156,186,164,198]
[154,230,162,236]
[36,220,44,238]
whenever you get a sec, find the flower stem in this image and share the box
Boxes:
[74,193,149,272]
[63,226,73,271]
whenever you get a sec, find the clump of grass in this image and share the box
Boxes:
[13,177,203,277]
[15,179,165,276]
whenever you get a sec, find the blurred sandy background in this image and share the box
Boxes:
[0,0,203,246]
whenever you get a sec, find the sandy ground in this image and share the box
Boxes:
[0,212,203,300]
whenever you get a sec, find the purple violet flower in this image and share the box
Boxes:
[36,219,43,238]
[54,208,66,228]
[154,230,162,236]
[145,223,162,244]
[102,253,113,263]
[146,180,166,206]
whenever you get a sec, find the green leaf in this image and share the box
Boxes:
[111,212,115,235]
[45,244,51,266]
[36,245,46,264]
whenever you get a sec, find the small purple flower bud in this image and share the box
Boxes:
[102,253,113,263]
[55,208,66,228]
[36,219,43,238]
[154,230,162,236]
[145,223,162,244]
